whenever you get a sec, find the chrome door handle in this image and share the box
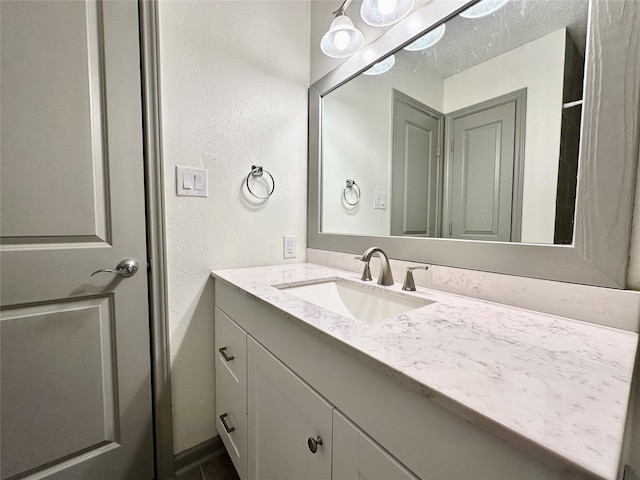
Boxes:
[91,259,139,277]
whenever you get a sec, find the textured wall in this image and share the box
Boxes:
[158,0,310,454]
[321,63,444,235]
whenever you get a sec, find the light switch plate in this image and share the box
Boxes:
[176,166,208,197]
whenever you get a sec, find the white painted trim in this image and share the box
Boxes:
[139,1,175,478]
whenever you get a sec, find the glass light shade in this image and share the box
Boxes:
[459,0,510,18]
[403,23,446,51]
[320,15,365,58]
[363,54,396,75]
[360,0,414,27]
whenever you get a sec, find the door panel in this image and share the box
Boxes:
[0,1,153,479]
[461,120,505,232]
[1,298,117,479]
[1,0,108,241]
[392,94,443,237]
[445,101,516,242]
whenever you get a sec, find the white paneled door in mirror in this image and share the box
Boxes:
[0,1,154,479]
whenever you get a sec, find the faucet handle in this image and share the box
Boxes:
[355,256,373,281]
[402,266,429,291]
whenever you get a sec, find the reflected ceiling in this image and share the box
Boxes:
[393,0,588,78]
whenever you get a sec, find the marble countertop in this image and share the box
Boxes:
[212,263,638,480]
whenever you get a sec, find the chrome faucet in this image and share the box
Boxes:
[402,266,429,291]
[357,247,394,286]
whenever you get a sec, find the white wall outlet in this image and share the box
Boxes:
[373,191,387,210]
[176,166,208,197]
[283,235,296,259]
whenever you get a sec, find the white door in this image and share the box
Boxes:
[0,1,154,479]
[247,338,332,480]
[391,92,443,237]
[444,101,517,242]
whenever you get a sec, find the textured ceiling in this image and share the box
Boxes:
[389,0,589,79]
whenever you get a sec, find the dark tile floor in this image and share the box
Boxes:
[175,452,239,480]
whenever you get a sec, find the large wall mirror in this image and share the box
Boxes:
[308,0,640,288]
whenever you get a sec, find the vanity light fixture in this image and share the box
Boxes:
[459,0,510,18]
[362,54,396,75]
[360,0,415,27]
[320,0,365,58]
[403,23,446,51]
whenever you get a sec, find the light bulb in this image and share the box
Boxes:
[333,30,350,51]
[377,0,397,15]
[459,0,510,18]
[320,15,364,58]
[403,23,446,51]
[363,55,395,75]
[360,0,414,27]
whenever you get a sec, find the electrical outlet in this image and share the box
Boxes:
[283,235,296,259]
[373,191,386,210]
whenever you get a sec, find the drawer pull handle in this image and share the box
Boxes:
[307,436,323,453]
[218,347,235,362]
[220,413,235,434]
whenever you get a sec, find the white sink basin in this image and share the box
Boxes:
[277,278,434,324]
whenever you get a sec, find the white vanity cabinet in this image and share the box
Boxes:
[215,308,248,480]
[214,279,572,480]
[216,295,418,480]
[247,337,332,480]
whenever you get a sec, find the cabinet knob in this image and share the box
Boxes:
[307,436,323,453]
[218,347,235,362]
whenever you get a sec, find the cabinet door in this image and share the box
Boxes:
[247,337,332,480]
[333,410,420,480]
[215,308,248,480]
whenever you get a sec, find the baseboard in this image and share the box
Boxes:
[173,436,226,477]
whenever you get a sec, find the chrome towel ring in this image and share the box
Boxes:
[246,165,275,199]
[343,179,360,206]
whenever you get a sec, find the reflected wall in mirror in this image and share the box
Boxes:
[321,0,587,245]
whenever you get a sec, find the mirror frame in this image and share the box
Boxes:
[308,0,640,289]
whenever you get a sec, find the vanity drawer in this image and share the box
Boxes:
[216,386,247,480]
[215,307,248,480]
[215,307,247,397]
